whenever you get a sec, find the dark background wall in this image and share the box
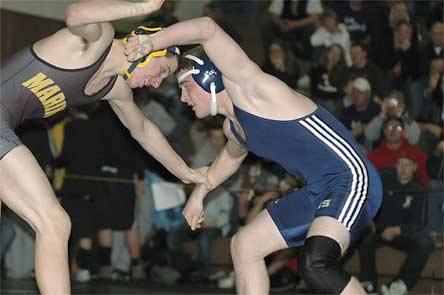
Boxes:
[0,9,64,62]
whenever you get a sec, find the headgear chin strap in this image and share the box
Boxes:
[178,54,225,116]
[122,26,180,80]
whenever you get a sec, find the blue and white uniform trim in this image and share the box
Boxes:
[299,114,369,230]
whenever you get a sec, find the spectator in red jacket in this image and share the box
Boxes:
[368,116,429,185]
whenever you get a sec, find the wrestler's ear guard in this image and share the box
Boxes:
[178,55,224,116]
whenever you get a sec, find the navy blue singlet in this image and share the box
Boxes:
[230,104,382,246]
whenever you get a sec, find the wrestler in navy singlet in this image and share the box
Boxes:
[0,44,117,158]
[230,105,382,247]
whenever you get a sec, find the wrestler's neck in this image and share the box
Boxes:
[101,39,133,77]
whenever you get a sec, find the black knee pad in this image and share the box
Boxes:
[300,236,351,294]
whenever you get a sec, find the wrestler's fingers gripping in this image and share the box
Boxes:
[182,210,191,227]
[124,41,139,54]
[191,213,200,231]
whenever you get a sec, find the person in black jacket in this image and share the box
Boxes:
[59,103,148,282]
[359,152,435,295]
[377,21,420,91]
[57,104,106,282]
[409,21,444,120]
[419,22,444,79]
[93,104,147,281]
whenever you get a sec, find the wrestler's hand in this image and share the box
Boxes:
[183,185,207,230]
[124,33,153,61]
[181,167,212,190]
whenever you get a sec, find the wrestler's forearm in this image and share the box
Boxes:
[66,0,161,27]
[108,98,190,180]
[138,120,191,180]
[149,17,257,83]
[149,17,213,49]
[190,149,245,204]
[204,146,247,193]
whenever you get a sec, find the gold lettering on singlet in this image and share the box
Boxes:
[36,85,61,101]
[21,73,53,93]
[22,72,67,118]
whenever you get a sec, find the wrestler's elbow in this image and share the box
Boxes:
[65,3,82,27]
[199,17,218,41]
[65,3,90,27]
[226,143,247,160]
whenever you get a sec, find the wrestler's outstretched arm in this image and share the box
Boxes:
[107,89,211,189]
[125,17,296,102]
[65,0,164,42]
[183,119,248,230]
[125,16,258,85]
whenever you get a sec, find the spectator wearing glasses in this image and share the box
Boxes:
[368,117,430,186]
[365,90,421,146]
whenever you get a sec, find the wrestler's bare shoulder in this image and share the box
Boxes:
[32,26,112,70]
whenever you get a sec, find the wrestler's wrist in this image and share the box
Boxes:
[176,165,191,181]
[197,183,211,195]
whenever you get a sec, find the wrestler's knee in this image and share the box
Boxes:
[35,205,71,241]
[300,236,351,293]
[230,230,255,262]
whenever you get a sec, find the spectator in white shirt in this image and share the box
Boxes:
[310,9,352,65]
